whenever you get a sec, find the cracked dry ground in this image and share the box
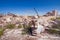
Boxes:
[0,29,60,40]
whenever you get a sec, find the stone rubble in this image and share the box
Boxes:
[0,29,60,40]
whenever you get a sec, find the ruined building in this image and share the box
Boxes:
[43,10,58,17]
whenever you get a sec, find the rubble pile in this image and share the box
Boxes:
[0,12,60,40]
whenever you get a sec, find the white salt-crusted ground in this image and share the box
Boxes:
[0,29,60,40]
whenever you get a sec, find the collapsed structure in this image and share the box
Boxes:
[0,10,59,35]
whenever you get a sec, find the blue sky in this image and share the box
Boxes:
[0,0,60,15]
